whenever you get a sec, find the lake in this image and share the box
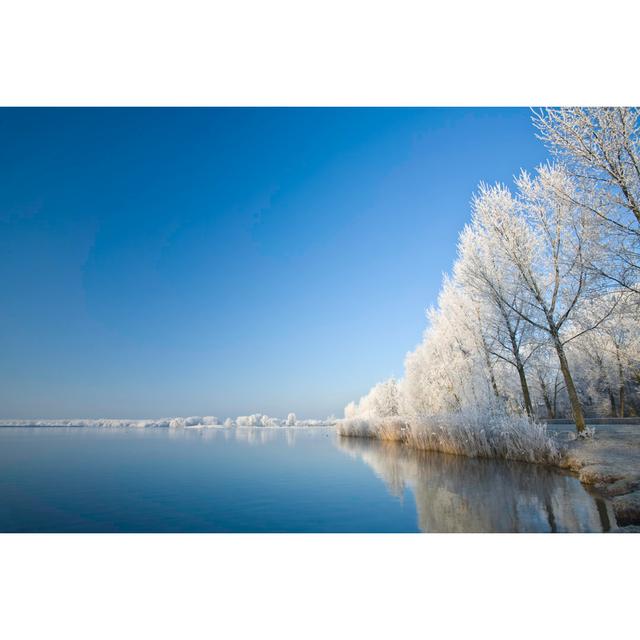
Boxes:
[0,426,614,532]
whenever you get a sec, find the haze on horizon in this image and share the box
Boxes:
[0,108,549,419]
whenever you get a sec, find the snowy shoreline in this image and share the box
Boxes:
[0,415,337,429]
[336,416,640,529]
[552,423,640,530]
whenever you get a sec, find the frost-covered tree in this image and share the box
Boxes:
[346,378,402,419]
[236,414,264,427]
[465,166,615,433]
[572,293,640,417]
[435,277,501,406]
[342,112,639,452]
[527,346,565,419]
[401,277,500,418]
[456,202,541,416]
[534,107,640,295]
[286,412,297,426]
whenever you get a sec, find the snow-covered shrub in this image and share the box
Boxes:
[294,418,337,426]
[235,414,264,427]
[338,416,408,441]
[169,416,219,428]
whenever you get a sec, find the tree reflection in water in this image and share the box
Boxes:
[336,436,614,533]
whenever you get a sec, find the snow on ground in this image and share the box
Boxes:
[552,423,640,528]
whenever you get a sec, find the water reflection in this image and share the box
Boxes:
[0,426,615,532]
[234,427,284,446]
[336,436,614,532]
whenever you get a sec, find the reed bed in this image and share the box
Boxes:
[336,411,564,465]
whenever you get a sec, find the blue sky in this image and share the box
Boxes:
[0,108,550,419]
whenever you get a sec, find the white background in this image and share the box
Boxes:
[1,0,638,105]
[1,1,638,638]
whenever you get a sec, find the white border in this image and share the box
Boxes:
[1,1,639,106]
[1,534,638,639]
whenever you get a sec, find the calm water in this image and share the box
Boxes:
[0,426,614,532]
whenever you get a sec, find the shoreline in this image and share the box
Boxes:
[338,420,640,530]
[550,424,640,531]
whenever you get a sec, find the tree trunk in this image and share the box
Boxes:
[516,362,533,416]
[552,333,586,433]
[507,326,533,416]
[617,348,625,418]
[489,368,500,399]
[553,374,560,418]
[608,389,617,417]
[480,338,500,399]
[538,374,554,419]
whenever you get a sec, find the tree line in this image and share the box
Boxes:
[346,108,639,434]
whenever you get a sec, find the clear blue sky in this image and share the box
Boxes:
[0,108,550,419]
